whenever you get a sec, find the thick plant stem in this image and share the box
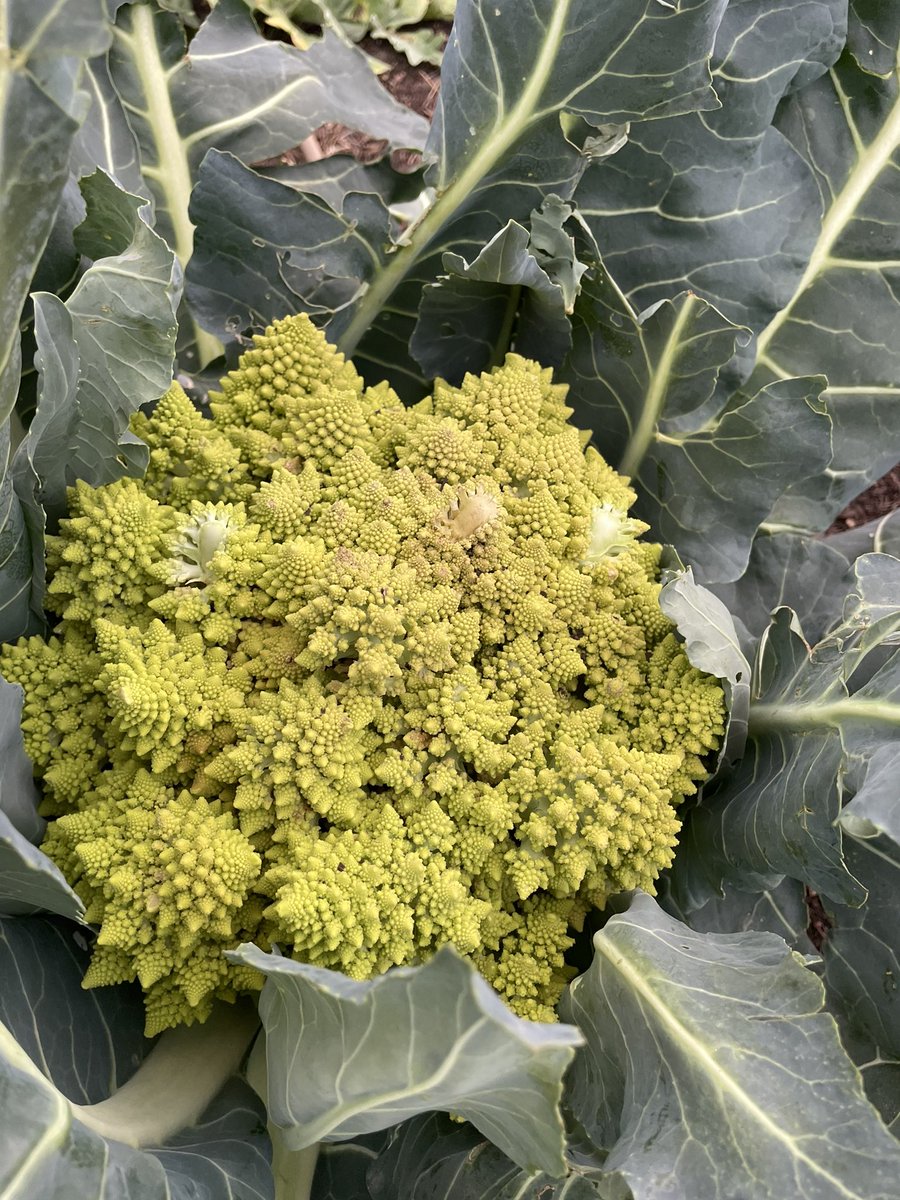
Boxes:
[74,1000,260,1147]
[246,1027,321,1199]
[272,1137,319,1200]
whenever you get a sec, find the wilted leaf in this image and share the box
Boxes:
[231,943,583,1176]
[562,891,900,1200]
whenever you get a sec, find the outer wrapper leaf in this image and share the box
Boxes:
[574,0,845,352]
[671,553,900,913]
[0,916,272,1199]
[231,943,583,1176]
[0,681,83,919]
[561,892,900,1200]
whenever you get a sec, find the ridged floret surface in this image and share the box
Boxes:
[1,314,725,1033]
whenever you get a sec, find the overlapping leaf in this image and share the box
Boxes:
[562,892,900,1200]
[574,0,845,342]
[750,4,900,528]
[189,0,727,395]
[561,266,832,583]
[0,0,110,643]
[407,195,586,382]
[232,943,582,1176]
[671,554,900,910]
[0,681,83,919]
[0,916,272,1199]
[104,0,426,266]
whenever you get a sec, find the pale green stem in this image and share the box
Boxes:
[246,1029,321,1200]
[749,698,900,735]
[618,292,699,479]
[337,0,574,359]
[74,1000,260,1146]
[121,4,221,368]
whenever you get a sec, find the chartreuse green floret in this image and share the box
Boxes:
[0,313,725,1034]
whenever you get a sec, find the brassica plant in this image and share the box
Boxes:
[1,2,898,1199]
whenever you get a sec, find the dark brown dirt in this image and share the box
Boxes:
[805,888,831,951]
[828,463,900,532]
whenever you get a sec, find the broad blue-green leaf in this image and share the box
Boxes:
[190,0,726,396]
[676,554,900,908]
[258,153,426,211]
[107,0,426,268]
[659,872,812,952]
[188,150,391,341]
[0,0,110,643]
[409,196,585,383]
[748,16,900,529]
[0,917,272,1198]
[711,531,855,649]
[70,53,149,200]
[364,1113,609,1200]
[561,891,900,1200]
[827,509,900,562]
[231,943,583,1176]
[574,0,845,352]
[15,171,180,531]
[0,680,83,919]
[562,268,832,583]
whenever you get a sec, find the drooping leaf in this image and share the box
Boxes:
[0,915,272,1198]
[562,267,832,583]
[189,0,727,396]
[561,891,900,1200]
[231,943,583,1176]
[0,0,110,643]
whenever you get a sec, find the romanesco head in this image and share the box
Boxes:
[1,314,725,1033]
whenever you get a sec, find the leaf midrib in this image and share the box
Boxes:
[336,0,574,357]
[594,922,869,1200]
[754,59,900,368]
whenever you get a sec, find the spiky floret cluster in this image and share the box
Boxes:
[1,315,725,1034]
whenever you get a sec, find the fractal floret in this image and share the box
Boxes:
[1,315,725,1035]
